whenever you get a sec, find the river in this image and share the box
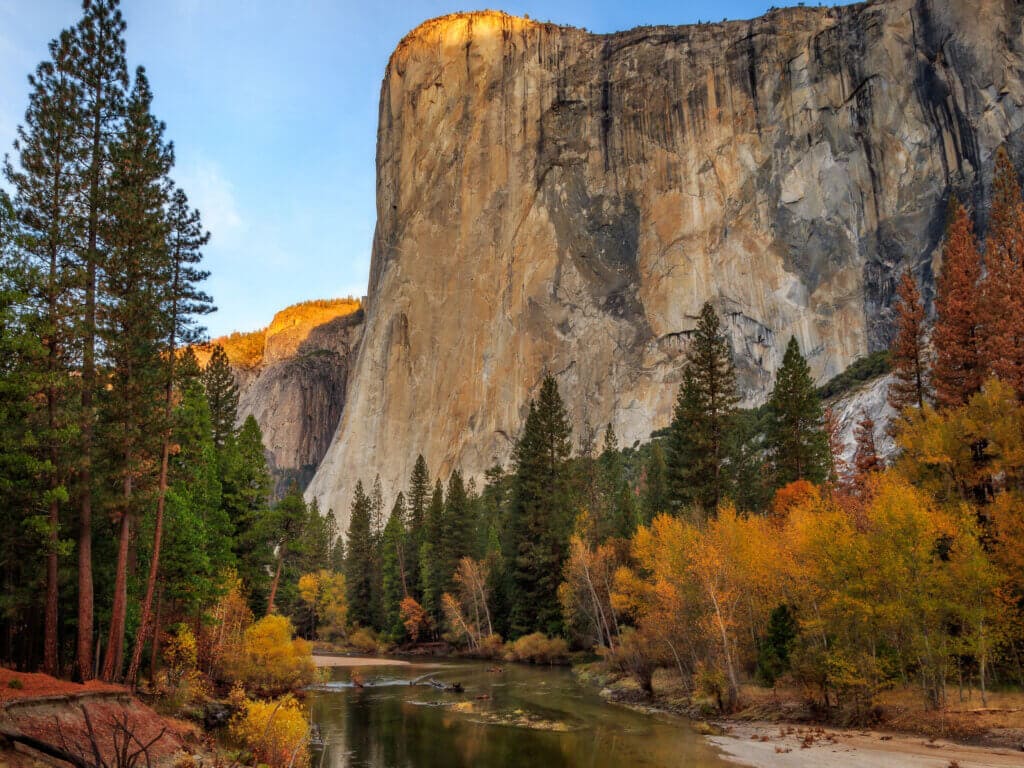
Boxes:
[307,658,733,767]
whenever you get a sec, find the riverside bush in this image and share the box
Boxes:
[504,633,569,664]
[230,694,309,768]
[228,614,315,694]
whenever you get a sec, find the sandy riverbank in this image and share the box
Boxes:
[708,721,1024,768]
[312,654,416,668]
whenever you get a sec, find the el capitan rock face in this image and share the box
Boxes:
[306,0,1024,523]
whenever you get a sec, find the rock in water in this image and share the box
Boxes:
[307,1,1024,523]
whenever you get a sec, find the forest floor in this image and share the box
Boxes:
[0,667,197,768]
[582,666,1024,768]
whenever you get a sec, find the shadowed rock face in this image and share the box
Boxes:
[224,304,364,496]
[306,0,1024,524]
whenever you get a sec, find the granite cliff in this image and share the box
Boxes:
[304,0,1024,522]
[202,299,364,494]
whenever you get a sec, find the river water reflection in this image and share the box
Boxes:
[308,659,732,768]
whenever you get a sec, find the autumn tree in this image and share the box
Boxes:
[932,197,982,409]
[852,412,881,490]
[888,272,928,413]
[980,147,1024,396]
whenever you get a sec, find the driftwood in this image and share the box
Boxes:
[408,674,464,693]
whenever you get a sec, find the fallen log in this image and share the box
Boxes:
[0,725,91,768]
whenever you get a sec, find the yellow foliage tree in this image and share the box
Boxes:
[230,694,309,768]
[229,614,316,694]
[298,570,348,641]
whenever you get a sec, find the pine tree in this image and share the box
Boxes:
[981,147,1024,396]
[127,187,211,686]
[641,441,669,523]
[665,302,739,517]
[3,28,83,676]
[405,455,430,599]
[443,469,477,589]
[0,193,52,671]
[70,0,129,680]
[420,479,446,624]
[263,485,309,615]
[596,424,637,538]
[933,196,983,409]
[766,336,830,487]
[203,343,238,448]
[380,493,408,639]
[888,272,928,413]
[345,480,376,628]
[222,415,273,611]
[98,68,173,681]
[507,375,573,637]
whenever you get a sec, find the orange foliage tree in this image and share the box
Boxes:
[932,197,982,409]
[980,147,1024,396]
[888,272,928,413]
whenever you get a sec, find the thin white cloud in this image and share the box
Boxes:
[174,159,244,248]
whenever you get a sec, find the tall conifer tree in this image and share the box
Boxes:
[127,187,211,685]
[888,272,928,413]
[98,68,172,681]
[507,375,573,636]
[405,455,430,599]
[981,147,1024,396]
[933,197,983,409]
[3,28,84,676]
[70,0,128,680]
[380,493,408,639]
[766,336,830,487]
[345,480,376,628]
[204,343,238,449]
[665,302,738,517]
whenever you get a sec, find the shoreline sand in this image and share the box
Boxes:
[708,721,1024,768]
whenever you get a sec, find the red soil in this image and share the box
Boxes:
[1,667,190,764]
[0,667,125,703]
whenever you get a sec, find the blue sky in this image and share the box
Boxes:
[1,0,808,337]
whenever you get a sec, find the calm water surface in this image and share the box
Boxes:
[308,660,732,768]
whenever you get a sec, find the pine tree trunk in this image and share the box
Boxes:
[126,352,175,688]
[102,482,132,682]
[43,497,59,676]
[149,585,162,686]
[125,443,168,687]
[267,553,283,615]
[77,94,103,684]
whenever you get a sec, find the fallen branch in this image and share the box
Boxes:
[0,724,92,768]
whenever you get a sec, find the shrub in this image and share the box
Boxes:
[229,615,315,694]
[348,627,379,654]
[230,694,309,768]
[7,678,23,690]
[201,571,254,682]
[816,350,891,400]
[503,633,569,664]
[476,634,505,659]
[164,624,198,688]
